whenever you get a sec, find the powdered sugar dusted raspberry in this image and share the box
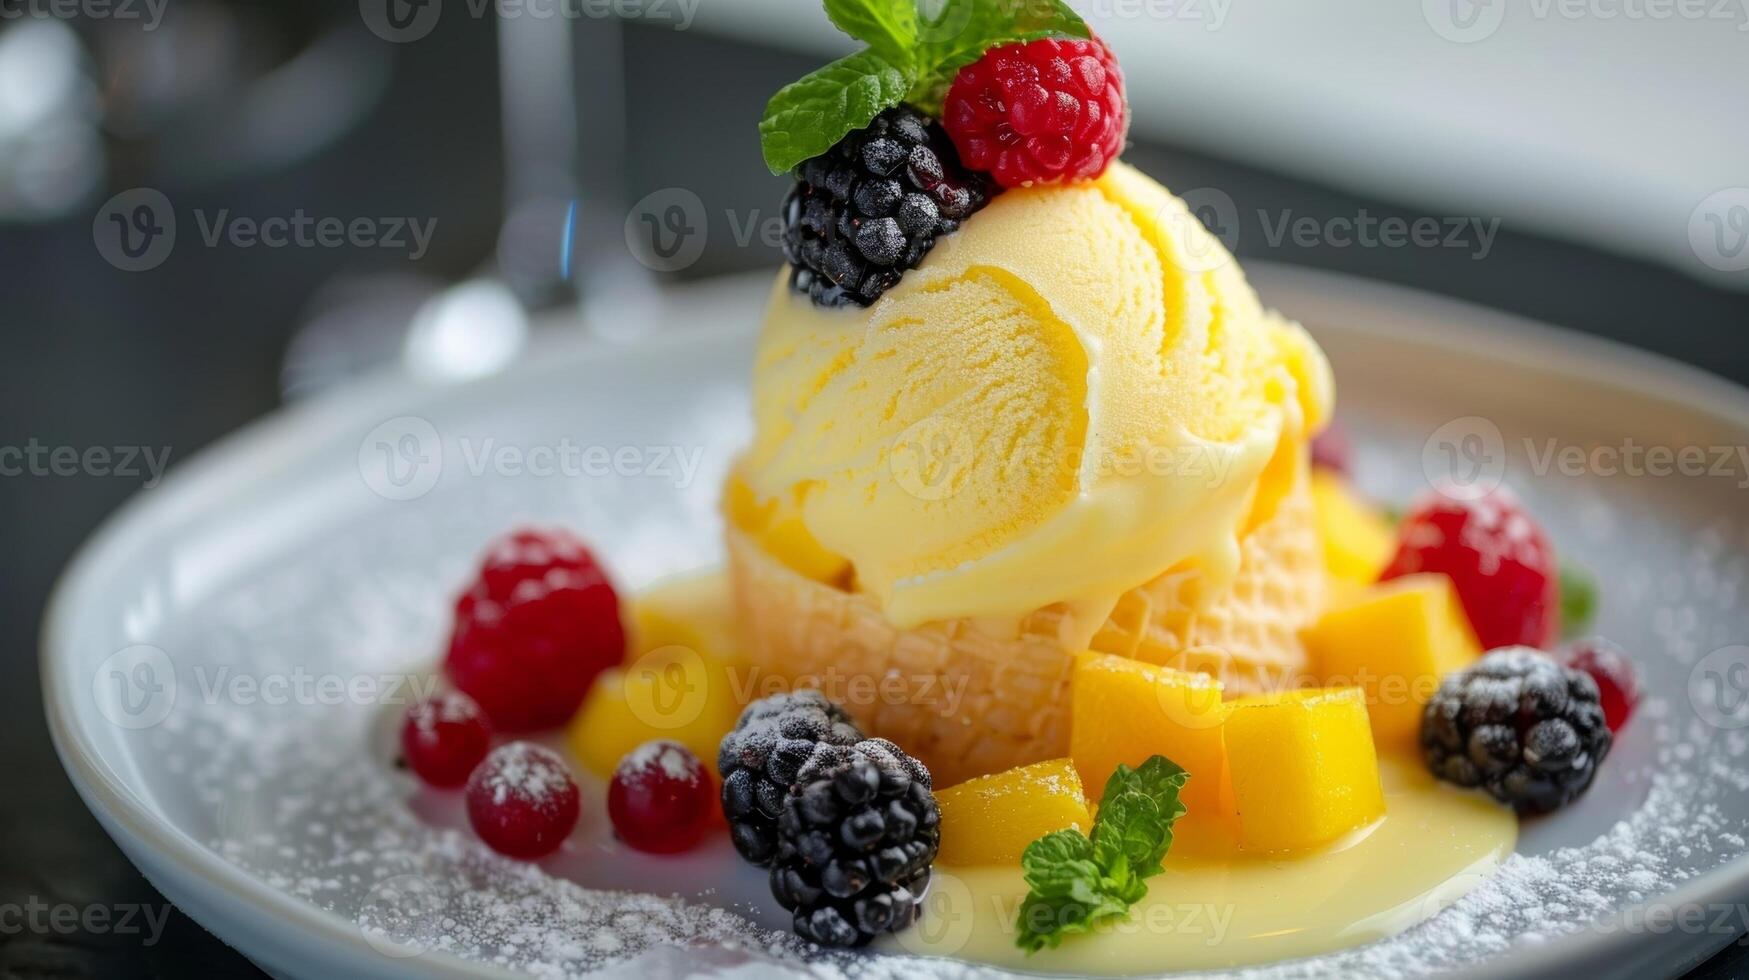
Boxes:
[610,741,717,855]
[401,689,491,788]
[466,742,581,858]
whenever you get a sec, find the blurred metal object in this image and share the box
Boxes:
[0,18,103,220]
[281,8,663,402]
[557,16,660,333]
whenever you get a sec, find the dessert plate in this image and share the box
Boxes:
[43,264,1749,979]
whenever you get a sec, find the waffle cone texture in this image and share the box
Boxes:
[726,468,1327,787]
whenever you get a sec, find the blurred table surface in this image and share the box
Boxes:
[2,12,1747,979]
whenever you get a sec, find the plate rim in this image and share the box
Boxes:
[40,264,1749,979]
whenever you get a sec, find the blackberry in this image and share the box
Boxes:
[782,105,997,308]
[1422,648,1612,814]
[771,738,939,947]
[718,690,863,865]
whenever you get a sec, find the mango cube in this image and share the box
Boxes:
[1310,469,1397,586]
[935,758,1092,866]
[1225,687,1385,853]
[1070,653,1234,822]
[569,576,747,778]
[1303,573,1482,746]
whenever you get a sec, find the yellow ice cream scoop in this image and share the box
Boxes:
[741,161,1332,629]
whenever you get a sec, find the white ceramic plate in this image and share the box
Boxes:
[43,265,1749,979]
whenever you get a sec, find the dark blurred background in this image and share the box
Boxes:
[2,1,1746,975]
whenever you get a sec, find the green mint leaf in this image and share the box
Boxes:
[910,0,1090,113]
[759,49,914,175]
[1098,756,1191,820]
[824,0,917,68]
[1014,756,1190,954]
[1560,561,1599,638]
[1016,887,1131,953]
[1092,757,1189,879]
[1016,829,1131,952]
[1020,830,1102,898]
[1091,792,1168,876]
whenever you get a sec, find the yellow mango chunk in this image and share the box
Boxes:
[724,476,850,584]
[1070,653,1235,822]
[1225,687,1385,853]
[935,759,1092,866]
[1303,573,1482,747]
[630,571,741,661]
[1310,469,1397,586]
[570,576,747,778]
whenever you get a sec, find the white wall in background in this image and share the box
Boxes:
[688,0,1749,289]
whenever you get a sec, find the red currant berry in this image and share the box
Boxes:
[400,690,492,788]
[1381,486,1560,650]
[943,35,1127,188]
[1562,639,1639,733]
[1311,419,1354,477]
[465,742,580,859]
[607,741,717,854]
[445,528,626,731]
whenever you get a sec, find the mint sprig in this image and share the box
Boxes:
[759,0,1089,175]
[1015,756,1190,954]
[825,0,917,66]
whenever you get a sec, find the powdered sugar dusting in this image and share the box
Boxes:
[475,743,573,808]
[619,740,701,784]
[104,358,1749,978]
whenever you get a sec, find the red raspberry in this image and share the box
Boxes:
[1380,486,1560,651]
[465,741,581,859]
[943,35,1127,188]
[607,741,717,854]
[1561,639,1639,733]
[400,690,492,788]
[444,529,625,732]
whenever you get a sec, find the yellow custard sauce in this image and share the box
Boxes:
[619,573,1515,973]
[885,756,1514,972]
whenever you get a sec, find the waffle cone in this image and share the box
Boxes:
[726,470,1326,787]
